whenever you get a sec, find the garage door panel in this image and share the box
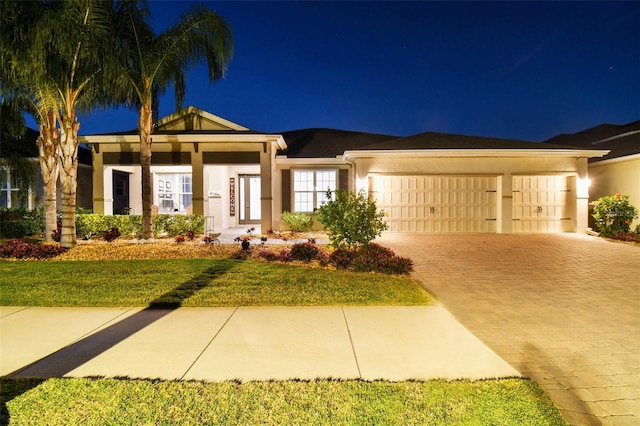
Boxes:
[513,176,575,233]
[370,176,498,233]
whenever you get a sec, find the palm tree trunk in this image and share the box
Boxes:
[36,112,59,241]
[139,100,153,239]
[59,113,79,248]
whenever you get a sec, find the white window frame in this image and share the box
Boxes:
[292,169,337,213]
[155,172,192,214]
[0,167,32,209]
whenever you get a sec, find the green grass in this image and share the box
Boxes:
[1,377,567,425]
[0,259,433,307]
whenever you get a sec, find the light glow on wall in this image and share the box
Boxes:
[577,177,591,198]
[355,176,368,194]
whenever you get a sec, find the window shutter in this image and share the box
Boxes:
[281,170,291,212]
[339,169,349,191]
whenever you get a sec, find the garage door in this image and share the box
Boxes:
[369,176,498,232]
[512,176,574,232]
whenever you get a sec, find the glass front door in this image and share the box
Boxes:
[239,175,261,224]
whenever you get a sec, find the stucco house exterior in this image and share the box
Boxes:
[80,106,610,234]
[544,120,640,229]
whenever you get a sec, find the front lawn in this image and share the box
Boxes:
[2,377,567,425]
[0,258,432,307]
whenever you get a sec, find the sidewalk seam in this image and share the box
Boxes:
[0,306,31,319]
[70,307,140,345]
[180,306,240,380]
[342,307,362,379]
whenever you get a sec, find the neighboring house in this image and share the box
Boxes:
[544,120,640,229]
[81,106,612,235]
[0,127,93,210]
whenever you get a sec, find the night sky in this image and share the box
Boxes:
[72,1,639,142]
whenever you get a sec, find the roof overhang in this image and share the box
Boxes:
[275,155,347,166]
[342,148,611,162]
[590,153,640,167]
[79,133,287,150]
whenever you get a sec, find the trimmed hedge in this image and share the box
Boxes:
[76,214,205,239]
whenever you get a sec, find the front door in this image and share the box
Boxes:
[238,175,260,224]
[112,171,130,215]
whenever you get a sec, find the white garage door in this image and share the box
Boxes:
[512,176,574,232]
[369,176,498,233]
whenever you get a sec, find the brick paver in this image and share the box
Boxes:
[380,233,640,426]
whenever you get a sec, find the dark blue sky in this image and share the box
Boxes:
[75,1,639,142]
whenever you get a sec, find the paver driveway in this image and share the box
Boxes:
[380,233,640,426]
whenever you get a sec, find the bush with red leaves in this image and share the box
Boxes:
[0,239,66,259]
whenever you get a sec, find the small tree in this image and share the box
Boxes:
[317,189,387,249]
[591,193,638,237]
[281,211,313,232]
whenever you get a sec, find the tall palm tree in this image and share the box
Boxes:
[45,0,113,248]
[110,2,233,239]
[1,0,60,240]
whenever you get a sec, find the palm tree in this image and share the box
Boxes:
[12,0,113,248]
[110,2,233,239]
[1,0,60,241]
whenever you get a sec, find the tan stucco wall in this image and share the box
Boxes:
[589,156,640,229]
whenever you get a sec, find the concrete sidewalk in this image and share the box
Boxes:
[1,305,518,382]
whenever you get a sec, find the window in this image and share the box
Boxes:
[293,169,336,212]
[0,168,30,209]
[156,173,192,214]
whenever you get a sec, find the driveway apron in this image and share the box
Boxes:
[380,233,640,426]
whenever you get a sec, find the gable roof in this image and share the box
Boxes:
[155,106,251,132]
[542,120,640,162]
[278,128,398,158]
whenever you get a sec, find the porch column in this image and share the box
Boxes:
[92,148,105,214]
[260,142,273,231]
[191,150,204,215]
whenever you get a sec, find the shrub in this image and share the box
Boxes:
[612,232,640,243]
[278,249,293,262]
[76,214,204,239]
[329,248,355,270]
[76,214,142,238]
[175,235,186,243]
[0,208,44,238]
[51,221,62,242]
[0,239,32,258]
[290,242,320,262]
[316,250,330,266]
[102,227,121,242]
[231,249,250,260]
[591,194,638,237]
[281,211,313,232]
[0,239,65,259]
[186,230,195,241]
[258,249,279,262]
[152,214,205,237]
[317,189,387,249]
[350,243,414,275]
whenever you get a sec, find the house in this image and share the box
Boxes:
[543,120,640,229]
[0,127,92,210]
[80,106,610,234]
